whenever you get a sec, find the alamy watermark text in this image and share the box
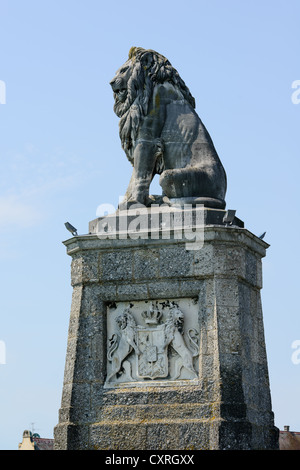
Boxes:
[0,340,6,364]
[291,340,300,365]
[291,80,300,104]
[0,80,6,104]
[95,200,205,251]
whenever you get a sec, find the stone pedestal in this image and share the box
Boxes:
[54,206,278,450]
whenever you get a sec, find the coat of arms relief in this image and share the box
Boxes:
[105,299,199,386]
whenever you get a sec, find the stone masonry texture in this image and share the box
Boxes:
[54,209,279,450]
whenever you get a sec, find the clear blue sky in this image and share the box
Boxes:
[0,0,299,450]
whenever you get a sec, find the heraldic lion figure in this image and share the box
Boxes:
[107,309,139,383]
[110,47,227,209]
[164,303,199,379]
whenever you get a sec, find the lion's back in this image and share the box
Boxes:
[160,99,219,170]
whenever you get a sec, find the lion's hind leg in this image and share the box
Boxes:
[172,357,183,380]
[107,356,121,383]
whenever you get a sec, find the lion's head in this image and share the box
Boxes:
[116,308,136,332]
[169,307,184,334]
[109,47,195,162]
[164,304,185,345]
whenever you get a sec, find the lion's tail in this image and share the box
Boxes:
[107,334,119,361]
[187,328,199,357]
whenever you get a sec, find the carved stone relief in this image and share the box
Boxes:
[105,298,199,386]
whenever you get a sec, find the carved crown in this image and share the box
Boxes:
[142,305,162,325]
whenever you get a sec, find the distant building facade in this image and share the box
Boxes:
[18,430,54,450]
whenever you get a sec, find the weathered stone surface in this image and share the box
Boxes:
[109,47,227,209]
[54,208,278,450]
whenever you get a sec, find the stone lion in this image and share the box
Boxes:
[164,304,199,379]
[107,309,139,383]
[110,47,227,209]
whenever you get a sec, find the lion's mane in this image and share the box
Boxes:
[116,47,196,164]
[164,306,184,346]
[116,309,139,353]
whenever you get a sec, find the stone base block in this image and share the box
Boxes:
[54,207,278,450]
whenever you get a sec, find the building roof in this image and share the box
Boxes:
[32,437,54,450]
[279,426,300,450]
[18,430,54,450]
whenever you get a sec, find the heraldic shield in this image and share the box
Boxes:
[105,298,199,386]
[136,324,168,379]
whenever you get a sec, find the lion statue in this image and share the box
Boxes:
[110,47,227,209]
